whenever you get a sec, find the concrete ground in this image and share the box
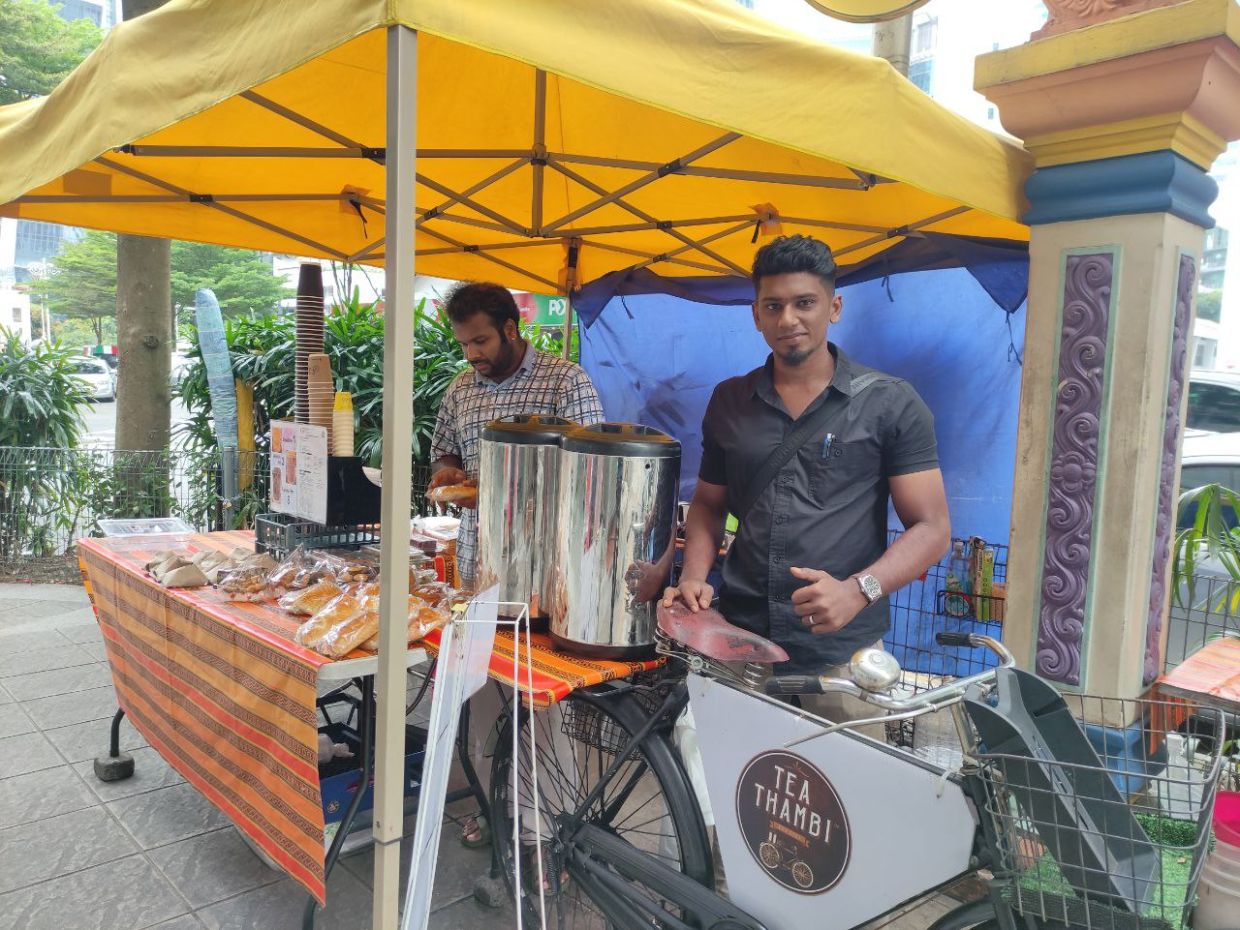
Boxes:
[0,580,971,929]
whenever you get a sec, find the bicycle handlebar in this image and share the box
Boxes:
[763,633,1015,713]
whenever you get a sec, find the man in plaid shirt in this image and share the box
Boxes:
[429,282,603,587]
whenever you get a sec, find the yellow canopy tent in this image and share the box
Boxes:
[0,0,1028,292]
[0,1,1031,925]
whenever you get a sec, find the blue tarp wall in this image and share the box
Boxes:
[579,266,1026,545]
[578,264,1028,671]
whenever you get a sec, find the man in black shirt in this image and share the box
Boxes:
[664,235,950,717]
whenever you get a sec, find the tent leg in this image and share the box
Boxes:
[373,23,418,930]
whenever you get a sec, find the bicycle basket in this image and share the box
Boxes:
[975,692,1225,930]
[560,699,634,756]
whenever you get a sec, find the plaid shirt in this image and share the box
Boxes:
[430,345,603,581]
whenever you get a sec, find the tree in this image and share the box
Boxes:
[170,242,289,331]
[45,232,289,344]
[40,230,117,344]
[0,0,102,105]
[115,0,174,454]
[1198,289,1223,325]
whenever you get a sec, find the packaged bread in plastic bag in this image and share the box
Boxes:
[294,591,363,651]
[278,580,344,616]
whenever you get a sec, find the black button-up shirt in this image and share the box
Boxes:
[699,345,938,672]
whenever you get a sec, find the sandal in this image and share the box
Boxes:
[460,813,492,849]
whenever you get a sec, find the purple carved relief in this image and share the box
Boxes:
[1144,254,1196,685]
[1037,253,1113,685]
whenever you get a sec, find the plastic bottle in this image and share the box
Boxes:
[945,540,971,618]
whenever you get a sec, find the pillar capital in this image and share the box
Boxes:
[976,0,1240,171]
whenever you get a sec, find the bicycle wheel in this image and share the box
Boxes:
[490,685,712,929]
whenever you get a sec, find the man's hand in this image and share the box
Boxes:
[661,579,715,612]
[427,467,477,509]
[429,466,467,489]
[790,567,867,634]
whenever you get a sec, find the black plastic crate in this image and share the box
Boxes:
[254,512,379,560]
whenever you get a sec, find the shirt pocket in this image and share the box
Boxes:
[808,439,880,508]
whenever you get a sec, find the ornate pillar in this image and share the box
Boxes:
[976,0,1240,698]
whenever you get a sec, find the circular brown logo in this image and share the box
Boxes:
[735,750,851,894]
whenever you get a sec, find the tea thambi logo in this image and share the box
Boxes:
[735,750,851,894]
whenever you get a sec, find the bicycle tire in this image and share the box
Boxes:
[489,685,712,929]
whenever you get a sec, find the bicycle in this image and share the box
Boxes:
[487,605,1227,930]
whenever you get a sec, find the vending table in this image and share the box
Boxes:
[77,530,667,909]
[78,530,432,905]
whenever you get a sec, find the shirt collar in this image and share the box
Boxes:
[473,341,538,388]
[751,342,854,407]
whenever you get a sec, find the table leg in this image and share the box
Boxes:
[94,707,135,782]
[304,677,375,930]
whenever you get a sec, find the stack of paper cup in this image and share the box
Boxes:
[332,391,355,457]
[295,263,325,424]
[307,353,335,449]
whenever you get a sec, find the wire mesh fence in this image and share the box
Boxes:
[0,446,435,564]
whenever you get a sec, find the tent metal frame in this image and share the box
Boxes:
[12,64,974,293]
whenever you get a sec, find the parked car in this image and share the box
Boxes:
[69,356,116,402]
[1187,369,1240,433]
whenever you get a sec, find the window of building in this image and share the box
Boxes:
[13,221,65,270]
[56,0,102,26]
[908,59,933,94]
[1193,337,1219,369]
[913,18,937,56]
[987,107,996,121]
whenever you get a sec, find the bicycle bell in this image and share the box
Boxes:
[849,647,901,692]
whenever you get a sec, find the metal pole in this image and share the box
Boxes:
[872,13,913,77]
[373,23,417,930]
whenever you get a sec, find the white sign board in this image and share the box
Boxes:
[269,420,328,524]
[688,673,976,930]
[401,589,499,930]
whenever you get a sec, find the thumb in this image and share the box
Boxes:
[790,566,827,581]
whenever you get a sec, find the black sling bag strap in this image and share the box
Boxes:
[734,371,885,520]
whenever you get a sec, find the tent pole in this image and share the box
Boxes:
[373,23,417,930]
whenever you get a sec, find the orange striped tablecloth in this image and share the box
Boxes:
[78,531,336,904]
[421,628,664,708]
[1156,636,1240,714]
[79,531,666,899]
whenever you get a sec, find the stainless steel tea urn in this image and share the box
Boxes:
[550,423,681,658]
[476,414,578,618]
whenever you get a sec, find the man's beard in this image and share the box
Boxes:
[777,345,812,366]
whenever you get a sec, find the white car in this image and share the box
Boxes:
[69,356,116,402]
[1187,369,1240,433]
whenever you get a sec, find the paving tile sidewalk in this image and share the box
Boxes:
[0,581,967,929]
[0,582,507,930]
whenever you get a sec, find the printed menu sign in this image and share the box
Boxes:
[270,421,328,524]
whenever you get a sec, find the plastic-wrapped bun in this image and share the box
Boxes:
[295,593,363,650]
[279,580,344,616]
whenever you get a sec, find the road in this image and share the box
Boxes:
[79,397,191,448]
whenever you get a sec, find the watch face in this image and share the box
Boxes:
[859,575,881,602]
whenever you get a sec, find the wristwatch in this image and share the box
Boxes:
[854,573,882,604]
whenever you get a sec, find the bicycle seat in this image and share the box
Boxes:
[657,602,789,664]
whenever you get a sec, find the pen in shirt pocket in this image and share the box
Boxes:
[820,433,835,460]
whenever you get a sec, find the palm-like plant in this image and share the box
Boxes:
[0,334,90,447]
[0,335,91,559]
[1172,483,1240,612]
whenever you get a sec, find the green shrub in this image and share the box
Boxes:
[176,293,467,468]
[0,334,90,447]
